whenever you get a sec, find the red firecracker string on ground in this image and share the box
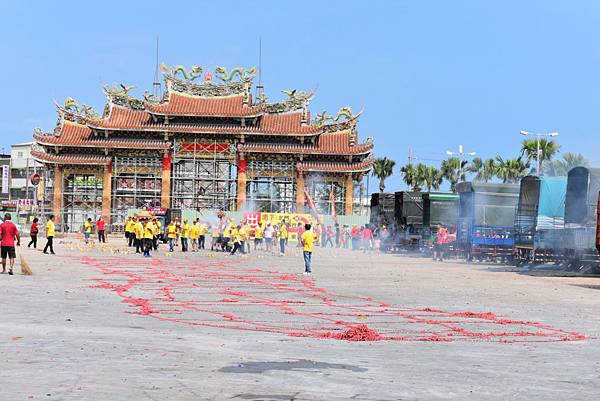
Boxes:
[79,255,587,343]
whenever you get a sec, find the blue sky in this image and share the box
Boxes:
[2,0,600,191]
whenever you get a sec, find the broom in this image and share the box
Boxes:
[18,248,33,276]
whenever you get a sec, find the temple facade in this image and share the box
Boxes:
[32,65,374,231]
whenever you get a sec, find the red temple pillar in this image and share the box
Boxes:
[344,173,354,216]
[102,161,112,226]
[296,169,305,213]
[236,155,247,211]
[161,151,172,209]
[52,166,63,224]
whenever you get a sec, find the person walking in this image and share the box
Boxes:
[325,226,334,248]
[83,217,92,244]
[350,224,360,250]
[181,219,190,252]
[198,221,207,250]
[230,225,243,255]
[134,217,143,254]
[190,219,199,252]
[264,223,274,253]
[167,221,177,252]
[97,216,106,243]
[125,217,135,246]
[362,225,373,252]
[279,223,288,256]
[43,215,56,254]
[433,224,449,262]
[296,222,304,247]
[0,213,20,275]
[254,224,263,251]
[152,217,161,251]
[300,223,317,275]
[141,219,154,257]
[28,217,39,248]
[335,223,340,248]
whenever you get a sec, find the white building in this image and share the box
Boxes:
[10,142,43,201]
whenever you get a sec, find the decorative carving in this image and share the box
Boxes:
[319,107,363,132]
[260,90,314,114]
[161,64,203,81]
[103,84,145,110]
[215,66,256,82]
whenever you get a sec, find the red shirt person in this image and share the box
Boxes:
[96,217,107,243]
[0,213,20,275]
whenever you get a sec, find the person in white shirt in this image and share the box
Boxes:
[263,223,274,253]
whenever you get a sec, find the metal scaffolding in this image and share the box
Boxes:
[305,176,345,215]
[62,171,103,232]
[171,139,237,213]
[247,160,296,213]
[111,156,162,228]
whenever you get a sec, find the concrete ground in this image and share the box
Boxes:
[1,237,599,401]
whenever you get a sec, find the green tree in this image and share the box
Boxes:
[420,165,443,192]
[521,139,560,176]
[468,157,497,183]
[495,156,530,183]
[441,157,469,192]
[545,152,591,176]
[400,163,418,191]
[372,157,396,193]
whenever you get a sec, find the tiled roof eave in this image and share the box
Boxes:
[33,135,169,150]
[84,123,321,136]
[31,150,111,166]
[238,143,373,156]
[145,109,263,118]
[297,159,374,173]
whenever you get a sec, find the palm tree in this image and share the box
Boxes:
[400,163,417,191]
[372,157,396,193]
[495,156,530,183]
[441,157,468,192]
[545,152,590,176]
[468,157,497,182]
[521,139,560,176]
[421,165,443,192]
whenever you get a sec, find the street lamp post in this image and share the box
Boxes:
[446,145,476,188]
[519,130,559,176]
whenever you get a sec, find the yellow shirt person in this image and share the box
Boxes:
[181,222,190,239]
[167,223,177,239]
[198,224,207,236]
[46,220,56,237]
[190,223,200,240]
[280,225,288,240]
[134,221,143,240]
[301,230,316,252]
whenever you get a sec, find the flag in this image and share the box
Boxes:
[329,189,338,224]
[304,190,320,222]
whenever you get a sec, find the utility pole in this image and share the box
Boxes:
[519,130,559,176]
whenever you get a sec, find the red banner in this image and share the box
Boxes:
[180,143,230,153]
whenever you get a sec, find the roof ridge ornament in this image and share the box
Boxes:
[161,64,203,81]
[215,66,256,83]
[260,89,314,114]
[103,84,146,110]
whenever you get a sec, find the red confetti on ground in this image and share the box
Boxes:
[321,324,383,341]
[78,255,587,343]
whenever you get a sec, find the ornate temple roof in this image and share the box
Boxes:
[297,159,374,173]
[84,105,320,136]
[31,150,111,165]
[237,130,373,156]
[33,64,373,173]
[33,121,170,150]
[146,92,261,117]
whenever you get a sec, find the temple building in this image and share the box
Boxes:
[32,65,374,230]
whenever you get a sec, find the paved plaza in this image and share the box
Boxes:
[1,238,599,400]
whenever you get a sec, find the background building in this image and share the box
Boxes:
[0,152,11,201]
[11,142,43,201]
[32,65,374,231]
